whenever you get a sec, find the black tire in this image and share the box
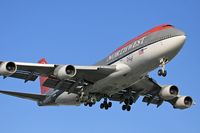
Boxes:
[129,99,134,105]
[89,103,93,107]
[105,105,109,110]
[158,69,162,76]
[84,103,88,106]
[127,105,131,111]
[108,102,112,107]
[122,105,126,111]
[162,70,167,77]
[100,103,104,109]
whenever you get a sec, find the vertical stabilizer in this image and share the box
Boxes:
[38,58,50,94]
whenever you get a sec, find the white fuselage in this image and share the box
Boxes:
[91,35,186,95]
[55,35,186,105]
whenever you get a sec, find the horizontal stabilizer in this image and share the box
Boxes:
[0,90,46,101]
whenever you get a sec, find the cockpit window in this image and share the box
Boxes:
[162,24,173,28]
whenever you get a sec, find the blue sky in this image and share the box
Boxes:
[0,0,199,132]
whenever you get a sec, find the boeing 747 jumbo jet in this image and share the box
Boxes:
[0,24,194,111]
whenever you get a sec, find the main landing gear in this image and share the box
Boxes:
[84,102,96,107]
[122,98,133,111]
[122,105,131,111]
[83,95,97,107]
[158,58,168,77]
[100,98,112,110]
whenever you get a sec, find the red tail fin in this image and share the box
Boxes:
[38,58,50,94]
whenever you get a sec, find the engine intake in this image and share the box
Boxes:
[65,65,76,77]
[159,85,179,100]
[0,62,17,76]
[174,96,193,109]
[54,65,77,80]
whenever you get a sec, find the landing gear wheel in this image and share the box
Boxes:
[84,103,88,106]
[100,103,104,109]
[105,105,109,110]
[100,98,112,110]
[129,99,134,105]
[158,69,167,77]
[89,103,93,107]
[122,105,126,111]
[108,102,112,108]
[158,58,168,77]
[158,69,162,76]
[162,70,167,77]
[126,105,131,111]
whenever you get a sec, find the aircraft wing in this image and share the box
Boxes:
[0,90,46,101]
[0,61,116,83]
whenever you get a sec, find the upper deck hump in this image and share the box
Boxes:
[113,24,174,54]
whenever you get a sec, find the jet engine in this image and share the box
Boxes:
[0,62,17,76]
[54,65,77,80]
[174,96,193,109]
[159,85,179,100]
[55,92,81,105]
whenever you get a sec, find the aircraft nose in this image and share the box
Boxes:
[173,33,186,51]
[174,28,186,47]
[178,35,186,45]
[174,28,186,37]
[163,29,186,60]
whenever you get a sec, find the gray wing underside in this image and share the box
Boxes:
[110,76,171,106]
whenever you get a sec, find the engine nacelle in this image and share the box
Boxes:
[174,96,193,109]
[54,65,77,80]
[159,85,179,100]
[0,62,17,76]
[55,92,81,105]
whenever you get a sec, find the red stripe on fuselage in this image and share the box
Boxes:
[113,24,174,53]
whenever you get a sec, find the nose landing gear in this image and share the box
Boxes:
[158,58,168,77]
[158,69,167,77]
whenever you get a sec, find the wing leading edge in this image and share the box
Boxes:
[0,61,116,83]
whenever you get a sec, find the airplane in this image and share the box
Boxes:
[0,24,194,111]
